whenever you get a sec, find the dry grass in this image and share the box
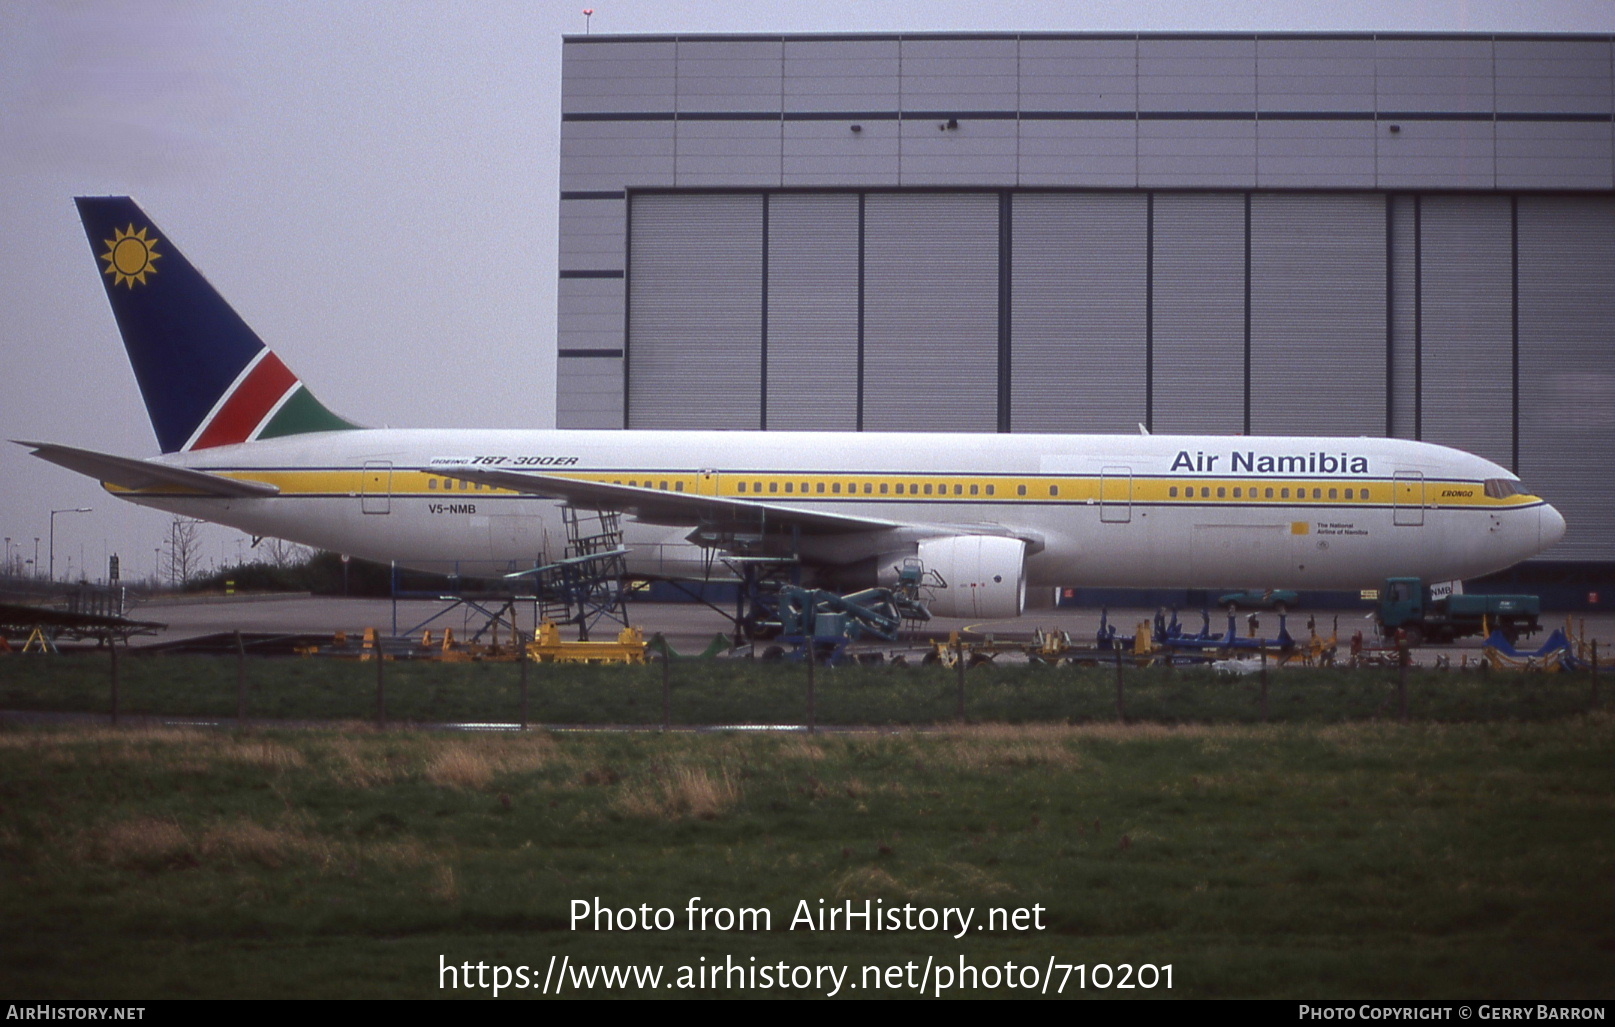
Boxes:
[613,762,742,820]
[424,744,495,789]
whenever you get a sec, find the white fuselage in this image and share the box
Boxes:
[115,429,1564,593]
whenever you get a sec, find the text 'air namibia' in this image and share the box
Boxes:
[21,197,1565,621]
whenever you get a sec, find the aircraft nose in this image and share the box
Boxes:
[1539,504,1566,551]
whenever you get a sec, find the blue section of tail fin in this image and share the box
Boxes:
[75,197,268,454]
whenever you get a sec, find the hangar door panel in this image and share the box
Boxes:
[628,194,764,429]
[1011,193,1147,432]
[766,194,860,430]
[1420,196,1513,467]
[1517,196,1615,560]
[1151,193,1246,433]
[862,193,999,432]
[1248,194,1385,436]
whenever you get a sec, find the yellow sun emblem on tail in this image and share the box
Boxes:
[100,224,162,288]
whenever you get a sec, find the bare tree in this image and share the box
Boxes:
[164,516,204,588]
[258,535,313,568]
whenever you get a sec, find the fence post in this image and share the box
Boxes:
[108,636,119,727]
[806,640,817,736]
[1592,639,1600,708]
[956,635,967,722]
[1397,630,1409,723]
[374,631,386,730]
[1114,645,1125,722]
[235,630,247,724]
[519,648,530,732]
[661,649,672,733]
[1260,647,1269,721]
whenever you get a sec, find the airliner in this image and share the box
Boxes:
[19,197,1566,619]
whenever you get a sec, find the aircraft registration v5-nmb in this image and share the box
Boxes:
[20,197,1566,620]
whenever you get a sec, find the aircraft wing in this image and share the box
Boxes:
[441,467,907,536]
[15,441,281,498]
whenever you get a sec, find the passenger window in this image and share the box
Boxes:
[1328,488,1337,500]
[428,479,438,490]
[460,480,469,491]
[1313,488,1322,499]
[1265,487,1274,499]
[1233,487,1241,498]
[955,484,963,496]
[831,482,840,494]
[1169,486,1178,498]
[1280,488,1290,499]
[970,484,978,496]
[769,482,778,493]
[660,480,668,490]
[863,483,872,494]
[1202,488,1211,498]
[1017,485,1027,497]
[924,484,933,495]
[1217,487,1226,499]
[986,485,995,496]
[675,481,684,492]
[1050,485,1059,497]
[880,483,888,495]
[817,482,825,494]
[738,482,747,493]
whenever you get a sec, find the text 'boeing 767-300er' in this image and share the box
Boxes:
[19,197,1565,619]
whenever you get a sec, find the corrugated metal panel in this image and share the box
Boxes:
[1138,120,1257,188]
[861,193,999,432]
[783,120,899,187]
[1249,193,1385,436]
[1388,195,1417,440]
[1418,195,1513,467]
[1256,120,1377,189]
[1010,193,1148,432]
[1255,38,1376,113]
[1374,38,1495,114]
[1019,37,1137,113]
[675,40,782,114]
[900,120,1018,187]
[782,38,900,113]
[1376,120,1497,191]
[1151,192,1246,434]
[766,194,861,430]
[1517,196,1615,561]
[674,121,782,188]
[627,193,764,429]
[1017,120,1138,188]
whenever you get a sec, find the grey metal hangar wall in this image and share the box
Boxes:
[556,33,1615,563]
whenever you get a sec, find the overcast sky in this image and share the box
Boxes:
[1,1,1611,585]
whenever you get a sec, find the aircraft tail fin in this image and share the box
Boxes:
[74,196,357,454]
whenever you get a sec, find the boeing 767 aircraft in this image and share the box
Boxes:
[19,197,1566,619]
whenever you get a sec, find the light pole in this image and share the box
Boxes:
[48,508,91,583]
[33,538,40,580]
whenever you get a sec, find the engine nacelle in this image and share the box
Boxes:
[914,535,1028,620]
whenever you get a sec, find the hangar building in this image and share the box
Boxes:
[555,32,1615,576]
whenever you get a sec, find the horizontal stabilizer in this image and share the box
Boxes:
[15,441,280,498]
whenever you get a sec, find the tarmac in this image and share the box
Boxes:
[118,591,1614,662]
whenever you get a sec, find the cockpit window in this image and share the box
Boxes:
[1484,478,1525,499]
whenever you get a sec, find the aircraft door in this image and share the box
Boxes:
[1393,471,1425,527]
[361,461,392,515]
[1100,466,1132,523]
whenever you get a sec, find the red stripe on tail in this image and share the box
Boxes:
[188,352,298,450]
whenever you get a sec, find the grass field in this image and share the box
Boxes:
[0,656,1610,999]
